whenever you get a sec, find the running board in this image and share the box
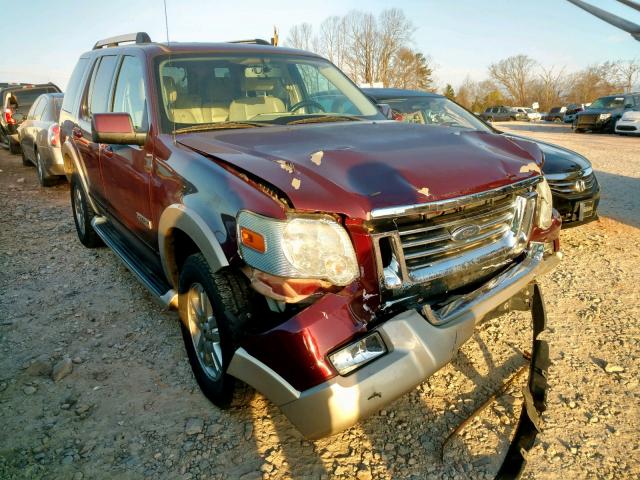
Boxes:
[92,217,178,310]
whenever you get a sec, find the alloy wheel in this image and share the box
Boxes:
[186,282,223,380]
[73,184,85,236]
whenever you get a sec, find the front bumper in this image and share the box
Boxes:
[552,187,600,225]
[229,244,562,438]
[615,121,640,134]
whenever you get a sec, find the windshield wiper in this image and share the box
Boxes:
[285,115,363,125]
[173,121,271,134]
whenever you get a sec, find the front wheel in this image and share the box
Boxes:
[20,142,30,166]
[70,175,102,248]
[178,255,251,409]
[9,138,21,154]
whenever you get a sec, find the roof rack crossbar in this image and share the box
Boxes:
[93,32,152,50]
[228,39,272,45]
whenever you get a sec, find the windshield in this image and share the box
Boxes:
[382,96,492,132]
[156,54,381,132]
[4,88,57,109]
[588,96,625,110]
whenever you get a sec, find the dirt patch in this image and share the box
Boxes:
[1,127,639,479]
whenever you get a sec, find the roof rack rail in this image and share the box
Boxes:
[93,32,152,50]
[228,39,272,46]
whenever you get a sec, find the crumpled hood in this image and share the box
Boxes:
[178,121,542,219]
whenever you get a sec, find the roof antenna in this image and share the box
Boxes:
[163,0,170,44]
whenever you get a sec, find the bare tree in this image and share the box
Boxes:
[488,55,537,106]
[615,59,640,93]
[375,9,414,86]
[533,66,566,111]
[566,62,622,104]
[317,16,348,70]
[286,23,315,51]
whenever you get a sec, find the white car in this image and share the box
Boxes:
[514,107,541,122]
[615,110,640,135]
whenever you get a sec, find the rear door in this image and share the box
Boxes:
[99,54,154,245]
[21,96,46,157]
[75,55,119,207]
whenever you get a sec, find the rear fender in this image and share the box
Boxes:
[61,138,99,214]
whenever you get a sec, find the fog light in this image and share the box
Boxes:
[329,332,387,375]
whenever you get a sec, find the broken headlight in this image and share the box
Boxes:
[237,211,359,286]
[535,177,553,230]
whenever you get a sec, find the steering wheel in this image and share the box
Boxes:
[289,100,326,113]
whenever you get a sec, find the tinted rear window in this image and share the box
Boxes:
[62,58,89,113]
[88,55,118,116]
[9,88,55,108]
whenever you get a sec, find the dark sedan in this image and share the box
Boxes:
[573,93,640,133]
[364,88,600,226]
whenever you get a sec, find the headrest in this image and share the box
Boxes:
[163,76,177,103]
[244,77,276,92]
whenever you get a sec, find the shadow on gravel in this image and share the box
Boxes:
[592,170,640,229]
[358,333,529,478]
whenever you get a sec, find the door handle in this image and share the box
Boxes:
[72,127,83,139]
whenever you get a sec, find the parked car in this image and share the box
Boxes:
[614,109,640,135]
[478,106,520,122]
[17,93,65,186]
[62,33,561,440]
[573,93,640,133]
[364,88,600,226]
[1,83,61,153]
[563,103,585,124]
[514,107,541,122]
[542,107,565,123]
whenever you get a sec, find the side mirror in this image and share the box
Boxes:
[624,104,633,109]
[92,112,146,146]
[376,103,394,120]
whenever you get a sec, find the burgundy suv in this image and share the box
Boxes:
[60,33,562,439]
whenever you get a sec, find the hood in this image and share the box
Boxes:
[178,121,542,219]
[502,133,591,175]
[578,107,621,116]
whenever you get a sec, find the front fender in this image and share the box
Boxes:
[158,204,230,288]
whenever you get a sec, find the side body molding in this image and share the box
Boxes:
[158,204,230,288]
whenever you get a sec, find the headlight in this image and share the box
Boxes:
[329,332,386,375]
[237,211,359,285]
[598,113,611,120]
[535,177,553,230]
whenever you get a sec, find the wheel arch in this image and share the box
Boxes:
[158,204,230,289]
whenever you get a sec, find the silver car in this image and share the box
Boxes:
[18,93,64,186]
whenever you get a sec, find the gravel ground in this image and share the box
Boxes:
[0,123,638,479]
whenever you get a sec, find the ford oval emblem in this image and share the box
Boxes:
[450,224,481,242]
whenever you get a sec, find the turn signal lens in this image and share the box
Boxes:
[240,227,266,253]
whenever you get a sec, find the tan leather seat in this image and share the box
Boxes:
[201,77,232,122]
[229,77,286,121]
[162,76,205,124]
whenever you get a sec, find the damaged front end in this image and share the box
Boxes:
[223,170,560,443]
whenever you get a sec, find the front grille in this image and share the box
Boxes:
[372,178,539,298]
[577,114,598,126]
[617,125,637,131]
[547,170,596,194]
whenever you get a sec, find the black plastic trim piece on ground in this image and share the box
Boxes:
[494,283,549,480]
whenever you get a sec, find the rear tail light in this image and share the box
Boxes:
[4,108,15,125]
[48,123,60,147]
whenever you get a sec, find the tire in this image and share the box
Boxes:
[35,148,57,187]
[70,175,102,248]
[178,255,252,409]
[20,142,30,166]
[553,117,562,124]
[9,138,21,154]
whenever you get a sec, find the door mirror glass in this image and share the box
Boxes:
[92,112,146,146]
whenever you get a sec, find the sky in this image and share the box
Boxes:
[1,0,638,91]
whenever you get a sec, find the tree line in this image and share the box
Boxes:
[455,55,640,112]
[286,11,639,113]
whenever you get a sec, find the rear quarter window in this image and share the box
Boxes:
[62,58,89,114]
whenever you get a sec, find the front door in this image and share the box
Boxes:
[99,55,154,246]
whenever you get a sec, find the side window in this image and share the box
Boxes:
[83,55,118,120]
[32,97,47,120]
[27,97,44,120]
[62,58,89,113]
[112,56,148,131]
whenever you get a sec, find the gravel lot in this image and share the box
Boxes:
[1,122,638,479]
